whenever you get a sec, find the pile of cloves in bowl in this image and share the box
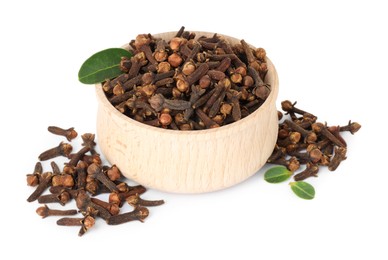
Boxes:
[268,100,361,180]
[26,126,164,236]
[103,26,271,130]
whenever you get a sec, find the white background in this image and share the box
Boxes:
[0,0,387,259]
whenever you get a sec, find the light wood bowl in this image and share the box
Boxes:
[95,31,279,193]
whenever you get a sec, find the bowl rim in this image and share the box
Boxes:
[95,31,279,137]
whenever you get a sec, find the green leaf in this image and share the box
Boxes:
[264,166,293,183]
[289,181,315,200]
[78,48,132,84]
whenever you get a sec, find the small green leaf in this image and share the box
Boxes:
[289,181,315,200]
[78,48,132,84]
[264,166,293,183]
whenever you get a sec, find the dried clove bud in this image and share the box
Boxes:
[107,206,149,225]
[182,61,196,76]
[126,194,165,207]
[106,165,122,181]
[90,198,120,216]
[57,215,96,237]
[67,146,90,167]
[186,63,210,86]
[294,163,319,181]
[284,119,317,144]
[26,162,42,187]
[226,90,242,121]
[328,147,347,171]
[159,113,173,126]
[149,94,191,112]
[312,123,346,148]
[339,121,361,134]
[195,109,219,129]
[168,53,183,67]
[38,190,71,206]
[27,172,53,202]
[48,126,78,141]
[154,39,168,62]
[36,205,77,218]
[87,163,118,192]
[38,142,72,161]
[183,85,206,121]
[52,174,74,188]
[268,156,300,172]
[109,185,147,206]
[81,133,97,155]
[199,75,211,89]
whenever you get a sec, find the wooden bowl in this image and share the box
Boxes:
[95,31,279,193]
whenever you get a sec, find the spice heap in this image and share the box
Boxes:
[26,126,164,236]
[103,26,270,130]
[268,100,361,182]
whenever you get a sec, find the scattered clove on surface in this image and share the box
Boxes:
[36,205,78,218]
[268,100,360,182]
[26,126,165,236]
[48,126,78,141]
[38,142,73,161]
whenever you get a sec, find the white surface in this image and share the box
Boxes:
[0,0,386,259]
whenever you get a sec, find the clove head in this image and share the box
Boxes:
[341,121,361,134]
[281,100,294,112]
[75,190,91,210]
[133,34,151,50]
[36,205,50,218]
[154,50,168,62]
[126,195,140,207]
[134,206,150,222]
[168,53,183,67]
[109,192,121,205]
[78,215,96,237]
[309,148,323,163]
[289,132,302,144]
[149,94,165,112]
[106,165,122,181]
[182,61,196,76]
[278,129,289,139]
[220,103,232,116]
[87,163,101,177]
[348,122,361,134]
[305,132,318,144]
[159,113,173,126]
[60,143,73,157]
[288,157,300,172]
[85,180,99,195]
[116,182,130,193]
[65,128,78,141]
[83,215,95,230]
[254,47,267,61]
[52,174,74,187]
[81,133,96,145]
[27,175,39,186]
[108,204,120,216]
[311,122,325,133]
[58,191,71,205]
[254,85,270,100]
[169,37,187,51]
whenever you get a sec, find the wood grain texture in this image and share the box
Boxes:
[95,32,279,193]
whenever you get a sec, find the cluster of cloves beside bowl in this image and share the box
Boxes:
[103,26,270,130]
[26,126,164,236]
[268,100,361,181]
